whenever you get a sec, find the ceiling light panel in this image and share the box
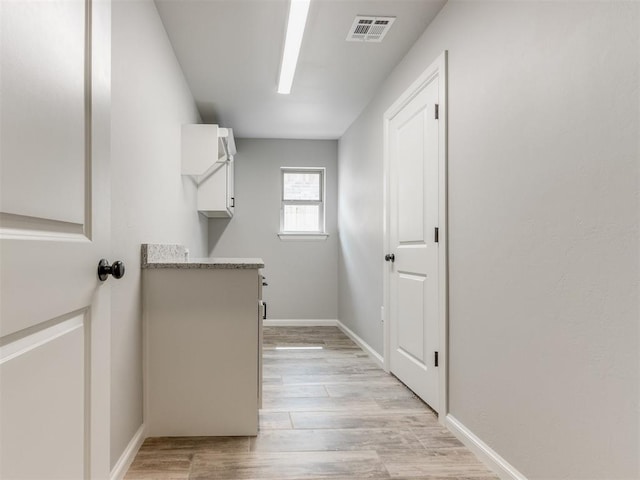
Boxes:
[277,0,311,94]
[346,15,396,42]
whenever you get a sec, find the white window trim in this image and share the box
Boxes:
[279,167,327,236]
[277,232,330,241]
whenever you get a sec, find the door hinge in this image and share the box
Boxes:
[435,104,439,120]
[434,227,439,243]
[434,351,439,367]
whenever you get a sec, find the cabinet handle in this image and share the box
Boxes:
[263,301,267,320]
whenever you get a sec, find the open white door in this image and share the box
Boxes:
[0,1,112,478]
[384,52,447,414]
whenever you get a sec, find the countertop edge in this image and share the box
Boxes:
[142,261,264,270]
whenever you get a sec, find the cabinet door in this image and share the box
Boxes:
[227,158,235,215]
[197,160,232,218]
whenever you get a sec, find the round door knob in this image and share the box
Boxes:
[385,253,395,262]
[98,259,126,281]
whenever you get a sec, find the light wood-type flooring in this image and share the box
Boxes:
[125,326,497,479]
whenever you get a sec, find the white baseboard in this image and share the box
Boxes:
[110,424,146,480]
[336,320,384,369]
[263,319,338,327]
[445,415,527,480]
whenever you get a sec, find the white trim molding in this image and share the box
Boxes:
[110,424,146,480]
[263,319,338,327]
[277,233,330,241]
[336,320,384,369]
[445,415,528,480]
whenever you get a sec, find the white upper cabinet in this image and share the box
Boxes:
[181,124,236,175]
[181,124,236,218]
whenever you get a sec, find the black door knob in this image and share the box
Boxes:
[98,259,126,281]
[385,253,395,262]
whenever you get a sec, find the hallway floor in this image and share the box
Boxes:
[125,326,497,479]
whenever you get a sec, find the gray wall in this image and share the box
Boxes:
[338,1,639,478]
[209,139,338,320]
[111,0,207,468]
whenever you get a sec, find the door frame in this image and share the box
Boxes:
[382,50,448,419]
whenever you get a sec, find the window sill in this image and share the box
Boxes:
[277,233,330,241]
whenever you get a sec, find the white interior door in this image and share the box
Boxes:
[387,61,443,412]
[0,1,111,478]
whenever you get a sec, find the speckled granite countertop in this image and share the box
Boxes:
[141,244,264,269]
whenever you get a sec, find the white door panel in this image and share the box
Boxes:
[388,66,441,412]
[1,1,86,224]
[397,109,426,243]
[0,315,86,478]
[0,1,111,478]
[397,272,426,363]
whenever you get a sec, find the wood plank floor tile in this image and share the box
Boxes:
[263,363,366,375]
[263,351,329,361]
[263,326,347,339]
[124,451,192,480]
[262,374,283,385]
[264,340,328,348]
[389,477,498,480]
[261,395,383,413]
[411,426,465,449]
[259,411,293,430]
[139,436,250,453]
[281,371,396,385]
[325,383,417,399]
[189,451,390,480]
[379,449,496,478]
[291,411,439,430]
[124,472,190,480]
[375,396,436,413]
[323,342,362,350]
[250,428,424,453]
[325,358,382,371]
[262,384,328,398]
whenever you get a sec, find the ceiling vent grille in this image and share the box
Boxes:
[346,15,396,42]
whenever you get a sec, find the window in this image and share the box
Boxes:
[280,168,325,235]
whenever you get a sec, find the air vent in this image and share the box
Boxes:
[346,15,396,42]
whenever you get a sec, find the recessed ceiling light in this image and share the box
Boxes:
[277,0,311,95]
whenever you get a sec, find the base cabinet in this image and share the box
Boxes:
[143,267,262,436]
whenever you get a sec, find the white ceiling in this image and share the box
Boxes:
[155,0,446,139]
